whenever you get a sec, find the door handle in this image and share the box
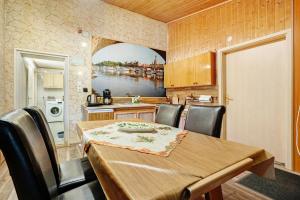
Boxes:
[225,96,233,101]
[225,96,233,105]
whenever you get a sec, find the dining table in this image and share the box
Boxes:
[77,119,274,200]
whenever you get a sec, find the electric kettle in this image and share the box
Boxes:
[87,93,97,104]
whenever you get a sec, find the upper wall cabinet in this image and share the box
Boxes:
[164,52,216,88]
[43,73,64,89]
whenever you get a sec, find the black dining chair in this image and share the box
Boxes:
[155,104,184,127]
[184,105,226,138]
[0,109,106,200]
[24,106,97,193]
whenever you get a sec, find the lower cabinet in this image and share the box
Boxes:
[138,112,155,122]
[83,107,156,122]
[114,109,156,122]
[114,112,137,120]
[87,112,114,121]
[82,108,114,121]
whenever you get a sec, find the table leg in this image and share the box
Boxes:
[205,186,223,200]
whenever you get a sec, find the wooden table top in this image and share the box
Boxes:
[77,120,273,200]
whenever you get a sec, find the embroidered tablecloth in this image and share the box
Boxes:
[83,122,188,156]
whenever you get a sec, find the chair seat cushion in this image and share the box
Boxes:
[58,157,97,193]
[58,180,106,200]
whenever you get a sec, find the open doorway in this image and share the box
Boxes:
[14,49,69,146]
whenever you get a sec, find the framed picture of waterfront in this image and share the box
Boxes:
[91,36,166,97]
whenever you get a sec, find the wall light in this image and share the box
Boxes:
[77,70,83,76]
[81,42,88,47]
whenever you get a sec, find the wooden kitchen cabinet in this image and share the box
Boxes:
[43,73,64,89]
[193,52,216,86]
[138,112,155,122]
[164,52,216,88]
[43,73,53,88]
[53,74,64,88]
[165,61,194,88]
[82,104,156,122]
[87,112,114,121]
[164,63,175,88]
[114,108,156,122]
[180,58,194,87]
[114,111,137,119]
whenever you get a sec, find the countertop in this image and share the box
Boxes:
[82,103,157,111]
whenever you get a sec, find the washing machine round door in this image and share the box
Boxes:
[50,106,62,117]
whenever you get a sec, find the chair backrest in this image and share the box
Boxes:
[184,105,226,138]
[155,104,184,127]
[24,106,60,185]
[0,110,57,200]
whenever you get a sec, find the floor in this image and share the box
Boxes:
[0,145,271,200]
[48,121,64,145]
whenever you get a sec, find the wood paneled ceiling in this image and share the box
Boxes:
[103,0,229,23]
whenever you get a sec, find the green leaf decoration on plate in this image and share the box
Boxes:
[136,136,155,143]
[91,130,110,135]
[110,136,120,140]
[157,126,172,130]
[117,122,156,133]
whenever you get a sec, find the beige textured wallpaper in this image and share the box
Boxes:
[3,0,167,143]
[0,0,4,113]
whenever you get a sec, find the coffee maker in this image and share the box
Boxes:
[103,89,112,105]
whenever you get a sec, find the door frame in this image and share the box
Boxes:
[217,30,293,169]
[14,48,70,146]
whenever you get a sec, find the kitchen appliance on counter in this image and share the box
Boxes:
[87,93,102,107]
[103,89,112,105]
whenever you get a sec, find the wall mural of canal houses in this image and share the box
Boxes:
[91,36,166,97]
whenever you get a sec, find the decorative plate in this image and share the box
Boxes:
[117,122,156,133]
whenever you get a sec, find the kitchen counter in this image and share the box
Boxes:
[82,103,156,111]
[81,103,157,122]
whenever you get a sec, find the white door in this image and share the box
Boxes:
[225,39,291,165]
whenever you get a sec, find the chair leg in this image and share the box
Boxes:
[205,185,223,200]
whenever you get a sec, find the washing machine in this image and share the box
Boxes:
[45,100,64,122]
